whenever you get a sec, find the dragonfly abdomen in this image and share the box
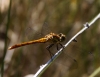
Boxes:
[8,38,48,50]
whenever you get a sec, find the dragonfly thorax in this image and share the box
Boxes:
[44,33,66,43]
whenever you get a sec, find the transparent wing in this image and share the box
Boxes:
[40,22,51,36]
[55,49,78,69]
[25,26,35,40]
[24,22,51,41]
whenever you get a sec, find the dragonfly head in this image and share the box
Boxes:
[59,33,66,42]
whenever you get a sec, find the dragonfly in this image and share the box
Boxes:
[8,32,66,58]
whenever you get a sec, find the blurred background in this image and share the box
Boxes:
[0,0,100,77]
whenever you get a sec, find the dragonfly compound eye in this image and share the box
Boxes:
[59,33,66,42]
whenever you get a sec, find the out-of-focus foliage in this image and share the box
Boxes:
[0,0,100,77]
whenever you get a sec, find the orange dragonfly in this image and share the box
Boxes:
[8,32,66,58]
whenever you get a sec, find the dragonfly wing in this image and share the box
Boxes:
[56,50,78,69]
[40,22,51,36]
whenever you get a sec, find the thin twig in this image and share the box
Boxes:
[33,13,100,77]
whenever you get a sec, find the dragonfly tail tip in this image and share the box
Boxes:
[8,47,12,50]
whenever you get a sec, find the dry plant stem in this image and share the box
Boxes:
[33,13,100,77]
[1,0,12,77]
[89,67,100,77]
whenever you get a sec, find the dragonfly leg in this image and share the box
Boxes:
[46,44,54,60]
[56,44,59,50]
[73,39,77,42]
[59,43,65,49]
[56,43,65,50]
